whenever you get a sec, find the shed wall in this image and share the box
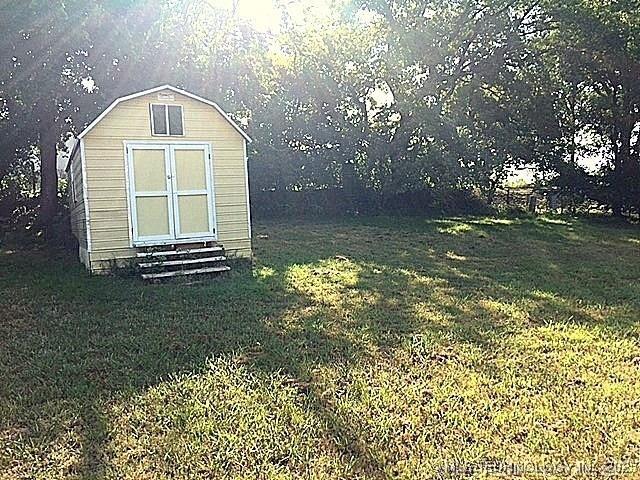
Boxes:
[67,145,89,267]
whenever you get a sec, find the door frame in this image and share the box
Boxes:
[124,140,218,247]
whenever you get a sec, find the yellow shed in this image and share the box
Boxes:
[66,85,252,278]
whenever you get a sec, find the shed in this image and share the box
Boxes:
[66,85,252,276]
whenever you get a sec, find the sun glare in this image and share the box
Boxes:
[200,0,343,32]
[234,0,280,31]
[202,0,281,31]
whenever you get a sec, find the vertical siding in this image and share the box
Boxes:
[67,146,88,262]
[82,89,251,271]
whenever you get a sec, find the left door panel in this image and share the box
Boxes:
[128,145,174,244]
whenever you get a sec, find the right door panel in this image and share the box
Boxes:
[171,145,215,239]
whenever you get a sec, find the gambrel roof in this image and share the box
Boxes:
[77,84,252,143]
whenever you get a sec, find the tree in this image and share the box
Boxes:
[0,1,103,235]
[348,0,562,197]
[543,0,640,215]
[1,0,638,226]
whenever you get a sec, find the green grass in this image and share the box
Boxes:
[1,216,640,479]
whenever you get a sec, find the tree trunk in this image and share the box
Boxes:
[610,126,625,217]
[39,124,58,239]
[611,203,622,217]
[613,119,634,217]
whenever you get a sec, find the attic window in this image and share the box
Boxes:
[150,104,184,136]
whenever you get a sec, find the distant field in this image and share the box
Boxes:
[1,216,639,479]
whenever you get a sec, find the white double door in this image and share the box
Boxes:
[127,142,216,245]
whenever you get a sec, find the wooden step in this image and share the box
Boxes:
[139,256,226,268]
[141,265,231,280]
[137,246,223,258]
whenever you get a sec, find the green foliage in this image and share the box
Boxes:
[0,0,638,220]
[538,0,640,214]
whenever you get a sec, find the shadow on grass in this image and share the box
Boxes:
[0,215,638,477]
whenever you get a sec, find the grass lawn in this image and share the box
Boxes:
[1,215,640,479]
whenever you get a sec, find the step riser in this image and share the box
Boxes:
[137,245,230,281]
[139,256,227,269]
[137,246,223,258]
[141,265,231,280]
